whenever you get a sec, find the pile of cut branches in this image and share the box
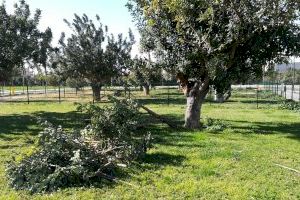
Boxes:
[6,97,151,193]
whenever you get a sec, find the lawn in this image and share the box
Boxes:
[0,89,299,200]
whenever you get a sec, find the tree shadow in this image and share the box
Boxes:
[239,100,280,104]
[0,114,38,137]
[137,97,186,106]
[142,152,186,167]
[34,111,85,130]
[224,119,300,141]
[154,92,182,96]
[0,111,85,140]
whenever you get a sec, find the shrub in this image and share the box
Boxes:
[204,117,227,132]
[6,98,151,193]
[278,99,300,112]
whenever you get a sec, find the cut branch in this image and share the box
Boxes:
[140,105,178,129]
[274,163,300,175]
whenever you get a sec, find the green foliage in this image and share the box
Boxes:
[279,99,300,112]
[57,14,135,98]
[128,56,161,89]
[0,89,300,199]
[0,0,52,82]
[282,69,300,84]
[6,98,151,193]
[127,0,300,93]
[203,117,227,132]
[66,77,88,90]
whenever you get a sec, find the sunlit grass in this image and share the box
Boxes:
[0,89,299,199]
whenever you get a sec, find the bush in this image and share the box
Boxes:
[203,117,227,132]
[278,99,300,112]
[6,97,151,193]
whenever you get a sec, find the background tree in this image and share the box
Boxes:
[0,0,51,86]
[66,77,88,92]
[35,28,53,93]
[59,14,134,101]
[128,0,300,128]
[129,56,160,95]
[282,69,300,84]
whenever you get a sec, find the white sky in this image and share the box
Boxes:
[3,0,299,62]
[4,0,141,56]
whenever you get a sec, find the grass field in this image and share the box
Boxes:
[0,89,299,199]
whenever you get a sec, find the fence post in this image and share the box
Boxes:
[256,85,259,109]
[58,84,61,103]
[276,81,278,95]
[298,84,300,101]
[291,84,294,100]
[284,85,287,99]
[26,78,30,104]
[167,85,170,106]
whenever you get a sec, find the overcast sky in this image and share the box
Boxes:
[3,0,299,62]
[4,0,140,56]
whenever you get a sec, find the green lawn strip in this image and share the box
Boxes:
[0,90,299,199]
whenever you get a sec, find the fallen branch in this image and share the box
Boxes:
[274,163,300,175]
[140,105,178,129]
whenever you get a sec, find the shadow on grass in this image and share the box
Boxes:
[0,111,85,140]
[137,97,186,106]
[154,92,182,96]
[225,119,300,141]
[239,100,280,104]
[142,152,186,166]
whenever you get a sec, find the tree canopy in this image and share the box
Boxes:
[127,0,300,128]
[128,56,161,95]
[57,14,135,100]
[0,0,52,82]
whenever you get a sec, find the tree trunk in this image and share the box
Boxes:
[214,87,231,103]
[214,92,225,103]
[92,85,101,101]
[184,80,209,129]
[143,84,150,96]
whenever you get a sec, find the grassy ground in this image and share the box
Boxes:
[0,89,299,200]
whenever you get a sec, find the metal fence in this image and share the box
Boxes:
[0,84,181,104]
[1,83,299,104]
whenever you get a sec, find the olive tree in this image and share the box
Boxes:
[0,0,51,84]
[129,56,160,95]
[128,0,300,128]
[59,14,134,101]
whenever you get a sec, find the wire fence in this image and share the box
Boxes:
[1,82,299,104]
[263,84,300,102]
[0,83,181,104]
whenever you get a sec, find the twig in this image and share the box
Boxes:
[274,163,300,175]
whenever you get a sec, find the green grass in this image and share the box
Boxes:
[0,89,299,199]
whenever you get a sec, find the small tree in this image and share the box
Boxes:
[59,14,134,101]
[129,56,160,95]
[128,0,300,128]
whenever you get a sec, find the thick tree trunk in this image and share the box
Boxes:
[92,85,101,101]
[184,80,209,129]
[185,93,202,128]
[143,84,150,96]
